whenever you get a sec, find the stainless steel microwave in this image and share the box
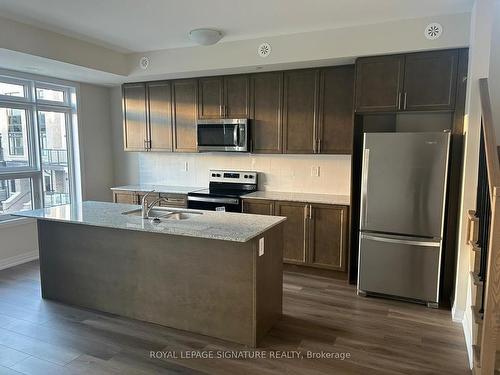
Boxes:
[197,118,249,152]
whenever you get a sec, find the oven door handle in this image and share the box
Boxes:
[187,196,240,205]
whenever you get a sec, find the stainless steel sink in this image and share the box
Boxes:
[122,208,202,221]
[122,208,173,218]
[163,212,201,220]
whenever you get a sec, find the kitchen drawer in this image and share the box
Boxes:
[159,193,187,208]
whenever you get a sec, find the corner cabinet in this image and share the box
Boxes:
[243,198,349,271]
[172,79,198,152]
[147,82,173,151]
[355,49,459,113]
[123,83,148,151]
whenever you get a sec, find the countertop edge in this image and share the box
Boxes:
[13,211,287,243]
[241,193,351,206]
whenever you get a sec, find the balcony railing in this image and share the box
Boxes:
[44,192,70,207]
[41,149,68,166]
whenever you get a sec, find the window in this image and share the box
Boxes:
[0,74,79,220]
[0,178,33,217]
[0,82,26,98]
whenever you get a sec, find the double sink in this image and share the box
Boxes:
[122,207,202,221]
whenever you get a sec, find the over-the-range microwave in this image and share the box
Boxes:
[197,118,249,152]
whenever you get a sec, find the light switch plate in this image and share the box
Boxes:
[258,238,265,256]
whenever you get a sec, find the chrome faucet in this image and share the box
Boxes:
[141,190,168,219]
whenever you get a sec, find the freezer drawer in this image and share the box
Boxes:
[358,233,441,303]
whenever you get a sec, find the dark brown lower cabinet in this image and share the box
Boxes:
[242,199,275,216]
[275,201,309,264]
[243,199,349,271]
[308,204,348,271]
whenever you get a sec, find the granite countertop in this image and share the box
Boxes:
[242,191,350,206]
[111,184,204,195]
[14,201,286,243]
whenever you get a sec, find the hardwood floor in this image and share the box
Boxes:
[0,261,469,374]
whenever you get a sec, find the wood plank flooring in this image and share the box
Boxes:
[0,261,470,374]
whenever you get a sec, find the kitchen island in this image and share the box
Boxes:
[15,201,286,347]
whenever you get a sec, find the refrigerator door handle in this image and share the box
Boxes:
[361,234,441,247]
[361,148,370,227]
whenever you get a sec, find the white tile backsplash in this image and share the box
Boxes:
[138,153,351,195]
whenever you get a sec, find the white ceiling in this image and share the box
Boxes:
[0,0,473,53]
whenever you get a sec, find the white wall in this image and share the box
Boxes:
[488,1,500,139]
[79,83,114,201]
[128,13,470,82]
[0,12,470,85]
[0,219,38,270]
[110,87,350,194]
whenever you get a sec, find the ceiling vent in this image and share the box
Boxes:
[424,23,443,40]
[139,56,150,70]
[258,43,272,58]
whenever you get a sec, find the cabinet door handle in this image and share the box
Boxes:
[397,92,402,110]
[219,105,223,117]
[309,204,312,219]
[403,92,407,110]
[318,139,321,154]
[144,139,148,150]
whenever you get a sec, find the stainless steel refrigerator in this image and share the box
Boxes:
[357,132,450,307]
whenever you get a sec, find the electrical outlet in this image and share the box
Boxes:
[311,166,320,177]
[258,238,265,256]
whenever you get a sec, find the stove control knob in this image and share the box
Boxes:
[249,175,254,179]
[244,175,248,178]
[216,174,221,177]
[211,173,216,177]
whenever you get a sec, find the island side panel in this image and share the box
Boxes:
[253,222,284,345]
[37,220,256,346]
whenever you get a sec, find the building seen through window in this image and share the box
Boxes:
[0,78,77,218]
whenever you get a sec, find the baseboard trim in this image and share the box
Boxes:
[0,250,39,271]
[462,310,474,369]
[452,304,465,322]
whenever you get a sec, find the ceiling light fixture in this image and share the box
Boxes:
[189,28,223,46]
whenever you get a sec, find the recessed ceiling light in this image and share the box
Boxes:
[189,28,223,46]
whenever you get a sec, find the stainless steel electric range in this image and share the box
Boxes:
[187,170,258,212]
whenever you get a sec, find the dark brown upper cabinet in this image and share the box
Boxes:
[224,75,250,118]
[355,55,404,113]
[198,75,249,119]
[403,50,458,111]
[172,79,198,152]
[318,66,355,154]
[198,77,223,119]
[250,72,283,154]
[283,69,319,154]
[123,83,148,151]
[355,49,459,113]
[147,82,173,151]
